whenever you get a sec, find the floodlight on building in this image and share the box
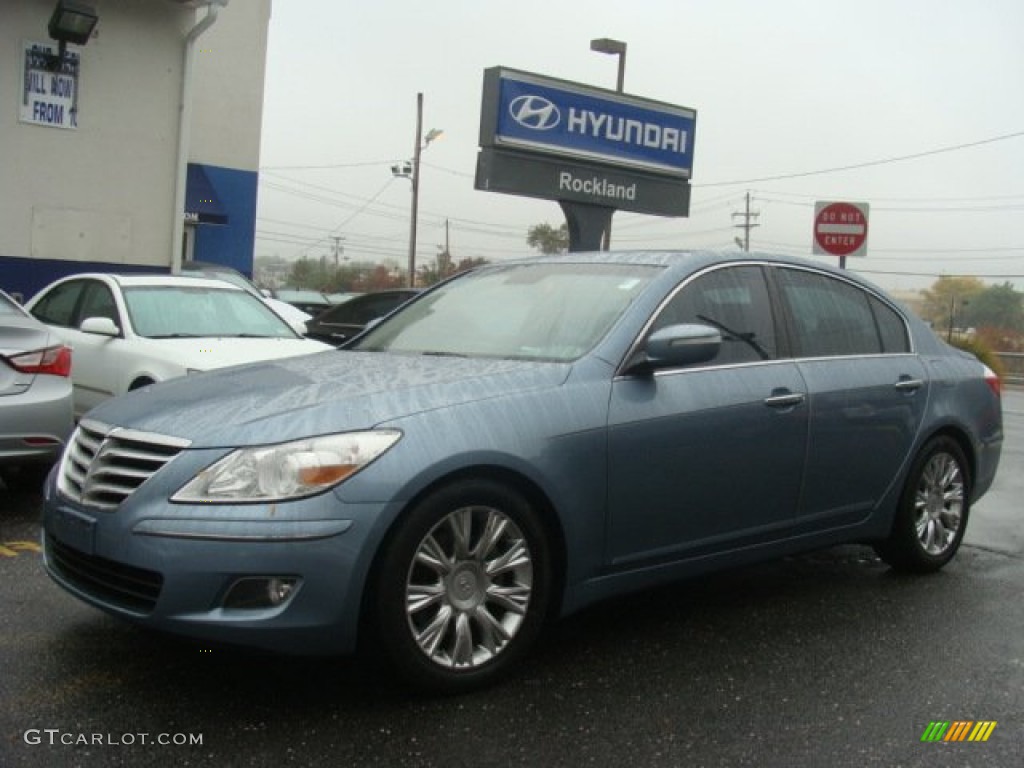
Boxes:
[46,0,98,69]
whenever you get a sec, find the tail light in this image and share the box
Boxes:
[4,345,72,377]
[982,364,1001,398]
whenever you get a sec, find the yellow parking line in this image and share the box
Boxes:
[0,541,42,557]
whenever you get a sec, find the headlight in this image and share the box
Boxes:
[171,430,401,503]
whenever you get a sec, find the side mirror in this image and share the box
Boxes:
[632,323,722,373]
[79,316,120,337]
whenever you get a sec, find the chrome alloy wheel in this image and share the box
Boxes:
[404,505,533,669]
[913,451,965,556]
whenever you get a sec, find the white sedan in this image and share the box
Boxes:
[25,273,331,418]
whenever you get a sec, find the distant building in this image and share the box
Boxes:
[0,0,271,299]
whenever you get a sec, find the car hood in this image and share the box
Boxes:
[86,351,572,447]
[133,336,329,370]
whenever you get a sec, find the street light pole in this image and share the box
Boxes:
[589,38,627,250]
[407,92,424,288]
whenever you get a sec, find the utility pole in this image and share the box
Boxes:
[731,191,760,251]
[436,219,453,280]
[330,236,344,265]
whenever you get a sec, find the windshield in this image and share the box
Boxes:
[123,286,298,339]
[354,262,657,361]
[179,266,262,298]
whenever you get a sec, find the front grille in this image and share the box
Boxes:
[59,419,191,510]
[46,534,164,614]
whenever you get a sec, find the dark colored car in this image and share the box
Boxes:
[40,252,1002,692]
[272,289,332,317]
[304,289,419,346]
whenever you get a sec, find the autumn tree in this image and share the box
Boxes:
[967,282,1024,332]
[418,256,489,287]
[919,276,986,334]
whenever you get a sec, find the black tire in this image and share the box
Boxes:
[874,436,970,573]
[373,478,552,693]
[0,463,52,493]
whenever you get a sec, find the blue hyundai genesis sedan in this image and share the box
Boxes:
[41,252,1003,692]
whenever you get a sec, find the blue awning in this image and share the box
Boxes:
[185,164,228,225]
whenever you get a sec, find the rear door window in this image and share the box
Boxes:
[775,269,909,357]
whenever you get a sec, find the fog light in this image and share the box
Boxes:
[266,577,296,605]
[223,577,299,610]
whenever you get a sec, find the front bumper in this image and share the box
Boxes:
[40,468,396,656]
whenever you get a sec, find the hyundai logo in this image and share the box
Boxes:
[509,95,560,131]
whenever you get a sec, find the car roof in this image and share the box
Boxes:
[47,273,248,291]
[490,249,886,292]
[500,249,809,268]
[180,260,234,272]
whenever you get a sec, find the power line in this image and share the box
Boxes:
[698,130,1024,188]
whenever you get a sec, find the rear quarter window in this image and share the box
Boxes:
[30,280,86,327]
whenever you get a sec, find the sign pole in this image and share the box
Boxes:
[560,201,614,252]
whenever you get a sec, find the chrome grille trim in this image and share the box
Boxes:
[58,419,192,510]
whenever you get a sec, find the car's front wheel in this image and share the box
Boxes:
[373,478,552,693]
[874,436,970,573]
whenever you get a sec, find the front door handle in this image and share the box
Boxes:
[764,391,806,408]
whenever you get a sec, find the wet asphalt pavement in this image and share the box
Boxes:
[1,390,1021,767]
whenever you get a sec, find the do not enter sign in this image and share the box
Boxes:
[813,201,869,258]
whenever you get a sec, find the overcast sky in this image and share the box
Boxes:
[255,0,1024,292]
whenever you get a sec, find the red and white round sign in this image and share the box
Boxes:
[813,201,869,258]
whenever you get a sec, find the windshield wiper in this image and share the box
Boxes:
[146,333,205,339]
[420,350,468,358]
[696,314,771,360]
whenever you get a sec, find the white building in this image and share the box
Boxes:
[0,0,271,299]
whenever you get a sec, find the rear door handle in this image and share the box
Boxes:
[894,377,924,392]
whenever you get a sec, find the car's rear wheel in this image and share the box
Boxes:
[373,478,551,693]
[874,436,970,573]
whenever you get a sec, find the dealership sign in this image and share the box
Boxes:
[477,68,696,220]
[475,148,691,216]
[20,41,80,130]
[479,67,696,178]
